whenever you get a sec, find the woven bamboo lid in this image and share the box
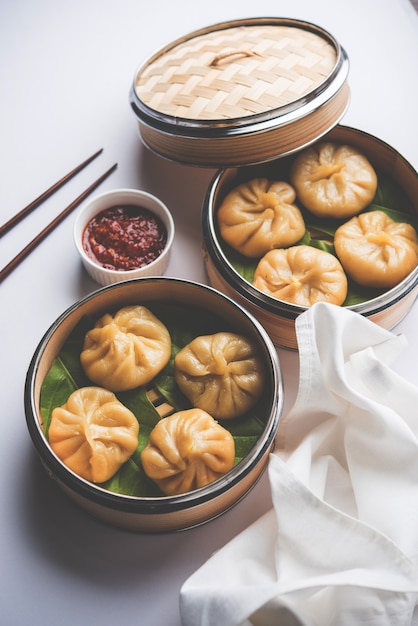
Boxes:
[129,18,350,166]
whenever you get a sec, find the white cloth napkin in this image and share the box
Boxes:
[180,302,418,626]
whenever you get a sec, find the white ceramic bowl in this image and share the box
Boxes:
[25,278,283,533]
[74,189,174,286]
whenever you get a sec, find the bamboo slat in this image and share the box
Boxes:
[136,25,337,120]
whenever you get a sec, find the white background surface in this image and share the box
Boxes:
[1,1,418,624]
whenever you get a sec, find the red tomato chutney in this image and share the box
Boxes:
[83,205,167,271]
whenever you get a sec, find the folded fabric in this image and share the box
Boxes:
[180,302,418,626]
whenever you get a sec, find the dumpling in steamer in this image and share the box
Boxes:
[334,210,418,288]
[217,178,305,257]
[80,305,171,392]
[140,408,235,496]
[174,332,264,420]
[48,387,139,483]
[290,142,378,218]
[253,245,348,306]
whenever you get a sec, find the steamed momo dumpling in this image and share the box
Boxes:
[334,210,418,288]
[253,245,348,306]
[290,142,378,218]
[48,387,139,483]
[174,332,264,420]
[140,408,235,495]
[80,305,171,391]
[217,178,305,257]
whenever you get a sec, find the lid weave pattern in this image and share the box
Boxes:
[135,25,338,120]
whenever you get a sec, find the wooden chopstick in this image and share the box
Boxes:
[0,163,117,284]
[0,148,104,238]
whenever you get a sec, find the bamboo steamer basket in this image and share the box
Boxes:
[128,18,418,349]
[202,125,418,349]
[129,17,350,166]
[25,278,283,532]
